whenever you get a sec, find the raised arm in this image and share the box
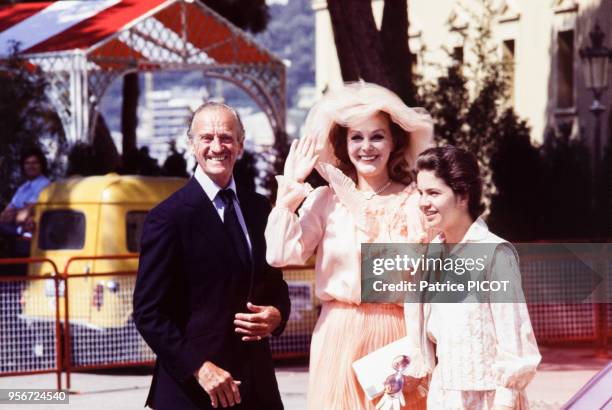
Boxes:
[265,184,328,267]
[265,136,327,267]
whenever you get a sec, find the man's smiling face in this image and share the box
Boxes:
[190,107,244,188]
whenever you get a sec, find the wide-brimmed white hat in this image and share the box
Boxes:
[303,82,434,178]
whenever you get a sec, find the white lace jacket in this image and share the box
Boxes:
[404,218,542,406]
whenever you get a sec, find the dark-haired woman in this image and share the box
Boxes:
[265,82,434,409]
[408,145,541,409]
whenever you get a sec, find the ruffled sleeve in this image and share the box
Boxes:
[489,244,542,407]
[400,186,429,244]
[265,182,330,267]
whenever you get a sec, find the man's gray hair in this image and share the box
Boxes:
[187,101,246,143]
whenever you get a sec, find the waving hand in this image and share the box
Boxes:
[284,136,318,183]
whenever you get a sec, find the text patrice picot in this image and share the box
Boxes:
[369,254,510,293]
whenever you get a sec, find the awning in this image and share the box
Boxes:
[0,0,286,144]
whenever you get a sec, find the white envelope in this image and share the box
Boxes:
[352,336,418,401]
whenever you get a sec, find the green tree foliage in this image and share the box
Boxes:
[419,64,468,148]
[537,124,594,238]
[0,43,65,206]
[487,111,541,240]
[418,1,507,211]
[489,112,594,241]
[418,0,595,240]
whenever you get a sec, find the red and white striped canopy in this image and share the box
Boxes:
[0,0,277,67]
[0,0,285,144]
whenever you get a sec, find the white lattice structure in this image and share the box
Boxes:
[0,0,286,144]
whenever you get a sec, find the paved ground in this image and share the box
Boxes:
[0,347,609,409]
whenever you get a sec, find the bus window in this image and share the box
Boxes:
[38,210,86,250]
[126,211,148,252]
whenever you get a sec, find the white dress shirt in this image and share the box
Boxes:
[193,166,252,253]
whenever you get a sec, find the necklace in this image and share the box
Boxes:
[362,180,392,200]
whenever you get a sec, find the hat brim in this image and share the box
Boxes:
[303,82,434,180]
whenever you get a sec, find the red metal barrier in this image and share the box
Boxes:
[594,303,609,358]
[0,257,62,390]
[60,255,320,390]
[61,254,143,390]
[520,250,610,354]
[4,251,607,392]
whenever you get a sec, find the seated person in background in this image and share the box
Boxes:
[0,147,50,239]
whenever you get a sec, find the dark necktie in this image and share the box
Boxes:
[218,189,251,270]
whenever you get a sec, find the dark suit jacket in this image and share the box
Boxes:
[133,177,290,410]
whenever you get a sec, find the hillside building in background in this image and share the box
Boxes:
[134,73,209,162]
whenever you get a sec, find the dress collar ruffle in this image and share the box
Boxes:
[316,162,415,242]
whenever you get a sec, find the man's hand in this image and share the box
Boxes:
[234,302,281,341]
[15,204,34,225]
[193,361,241,408]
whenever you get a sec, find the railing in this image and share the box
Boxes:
[0,257,62,390]
[1,255,320,391]
[1,252,609,390]
[61,254,144,390]
[521,250,610,357]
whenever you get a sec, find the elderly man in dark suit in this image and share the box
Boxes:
[133,102,290,410]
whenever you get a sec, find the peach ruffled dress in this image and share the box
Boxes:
[265,164,427,410]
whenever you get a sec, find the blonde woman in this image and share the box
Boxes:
[265,82,433,409]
